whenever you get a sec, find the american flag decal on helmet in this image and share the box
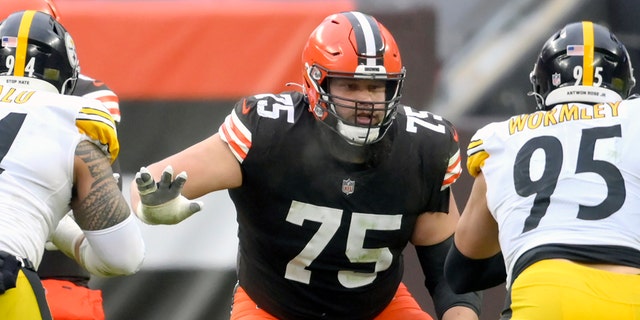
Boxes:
[342,178,355,195]
[1,36,17,48]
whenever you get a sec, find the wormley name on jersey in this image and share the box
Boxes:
[508,101,621,135]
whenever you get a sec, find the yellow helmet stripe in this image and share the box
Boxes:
[582,21,595,86]
[15,10,37,77]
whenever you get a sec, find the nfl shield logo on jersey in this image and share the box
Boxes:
[342,179,355,195]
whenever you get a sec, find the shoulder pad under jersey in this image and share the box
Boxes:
[76,102,119,163]
[74,74,121,123]
[466,123,496,178]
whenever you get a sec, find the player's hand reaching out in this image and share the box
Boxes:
[135,166,203,225]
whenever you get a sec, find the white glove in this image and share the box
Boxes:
[135,166,203,225]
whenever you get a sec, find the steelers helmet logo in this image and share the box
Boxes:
[64,32,79,70]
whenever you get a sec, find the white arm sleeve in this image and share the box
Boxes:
[50,213,80,254]
[77,214,146,277]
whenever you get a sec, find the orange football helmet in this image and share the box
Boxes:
[302,11,405,145]
[1,0,61,22]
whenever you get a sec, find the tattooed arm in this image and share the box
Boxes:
[71,140,130,230]
[52,140,145,277]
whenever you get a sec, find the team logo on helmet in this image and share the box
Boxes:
[64,32,79,70]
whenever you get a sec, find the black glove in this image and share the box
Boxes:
[0,252,20,294]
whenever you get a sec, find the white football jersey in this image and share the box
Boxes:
[467,99,640,286]
[0,80,118,268]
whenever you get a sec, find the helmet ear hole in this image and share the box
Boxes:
[307,87,319,113]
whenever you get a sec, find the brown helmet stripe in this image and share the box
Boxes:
[343,11,383,66]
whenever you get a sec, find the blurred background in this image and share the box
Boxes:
[47,0,640,319]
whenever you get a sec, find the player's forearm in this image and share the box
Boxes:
[444,241,506,293]
[53,214,145,277]
[77,214,145,276]
[415,236,482,318]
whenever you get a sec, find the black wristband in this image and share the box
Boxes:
[415,236,482,319]
[444,242,506,294]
